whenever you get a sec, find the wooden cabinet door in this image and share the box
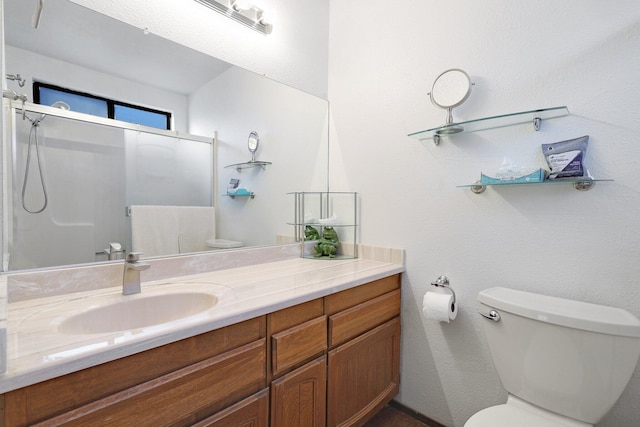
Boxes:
[271,355,327,427]
[327,317,401,427]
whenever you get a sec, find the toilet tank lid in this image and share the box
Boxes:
[478,287,640,338]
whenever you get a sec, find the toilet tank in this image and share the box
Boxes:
[478,287,640,424]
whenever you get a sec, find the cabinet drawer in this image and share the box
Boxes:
[325,275,400,316]
[329,289,400,348]
[192,388,269,427]
[35,339,266,427]
[268,298,324,334]
[272,315,327,377]
[5,316,266,426]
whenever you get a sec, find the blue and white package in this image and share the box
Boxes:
[542,135,589,179]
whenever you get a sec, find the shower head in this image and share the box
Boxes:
[28,101,71,126]
[29,113,46,126]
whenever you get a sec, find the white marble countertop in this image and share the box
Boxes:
[1,257,403,394]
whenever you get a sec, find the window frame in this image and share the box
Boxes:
[33,81,172,130]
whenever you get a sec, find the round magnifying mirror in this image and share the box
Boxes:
[248,131,259,161]
[429,69,472,133]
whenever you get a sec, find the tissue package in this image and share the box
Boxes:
[480,168,546,185]
[542,135,589,179]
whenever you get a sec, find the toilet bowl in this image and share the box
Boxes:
[205,238,243,249]
[465,287,640,427]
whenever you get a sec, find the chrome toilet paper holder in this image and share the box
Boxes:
[431,275,456,305]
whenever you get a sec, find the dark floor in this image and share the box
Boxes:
[363,405,431,427]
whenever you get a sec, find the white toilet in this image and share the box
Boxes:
[466,287,640,427]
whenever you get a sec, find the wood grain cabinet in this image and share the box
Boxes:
[325,275,401,427]
[269,274,401,427]
[268,298,327,427]
[1,274,401,427]
[327,318,401,427]
[271,356,327,427]
[268,298,327,379]
[2,317,267,426]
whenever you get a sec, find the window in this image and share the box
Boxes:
[114,104,169,129]
[34,82,172,130]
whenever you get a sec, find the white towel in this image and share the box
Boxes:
[177,206,215,253]
[130,205,179,257]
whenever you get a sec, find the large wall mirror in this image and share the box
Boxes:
[2,0,329,271]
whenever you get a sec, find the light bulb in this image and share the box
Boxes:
[259,16,273,34]
[257,10,274,34]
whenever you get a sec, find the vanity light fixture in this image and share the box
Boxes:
[193,0,273,35]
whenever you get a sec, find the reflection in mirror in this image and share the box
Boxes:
[10,110,213,270]
[248,131,259,159]
[429,68,473,135]
[3,0,329,271]
[21,101,70,214]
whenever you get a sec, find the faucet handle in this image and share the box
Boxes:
[126,252,144,262]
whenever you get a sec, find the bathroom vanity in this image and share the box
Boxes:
[0,250,403,426]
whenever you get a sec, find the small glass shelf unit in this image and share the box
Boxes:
[289,192,359,259]
[408,106,569,144]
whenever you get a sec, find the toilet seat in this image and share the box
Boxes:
[465,396,592,427]
[466,405,564,427]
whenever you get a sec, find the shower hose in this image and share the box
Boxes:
[21,121,48,214]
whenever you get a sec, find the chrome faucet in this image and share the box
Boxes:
[123,252,150,295]
[104,242,125,260]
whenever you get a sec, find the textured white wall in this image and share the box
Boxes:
[328,0,640,426]
[68,0,328,98]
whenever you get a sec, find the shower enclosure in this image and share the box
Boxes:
[5,103,215,270]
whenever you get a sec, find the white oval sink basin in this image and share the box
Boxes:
[58,292,218,335]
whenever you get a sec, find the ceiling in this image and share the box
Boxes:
[4,0,232,95]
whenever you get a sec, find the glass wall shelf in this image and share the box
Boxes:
[408,106,569,143]
[225,191,255,199]
[224,160,272,172]
[458,178,613,193]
